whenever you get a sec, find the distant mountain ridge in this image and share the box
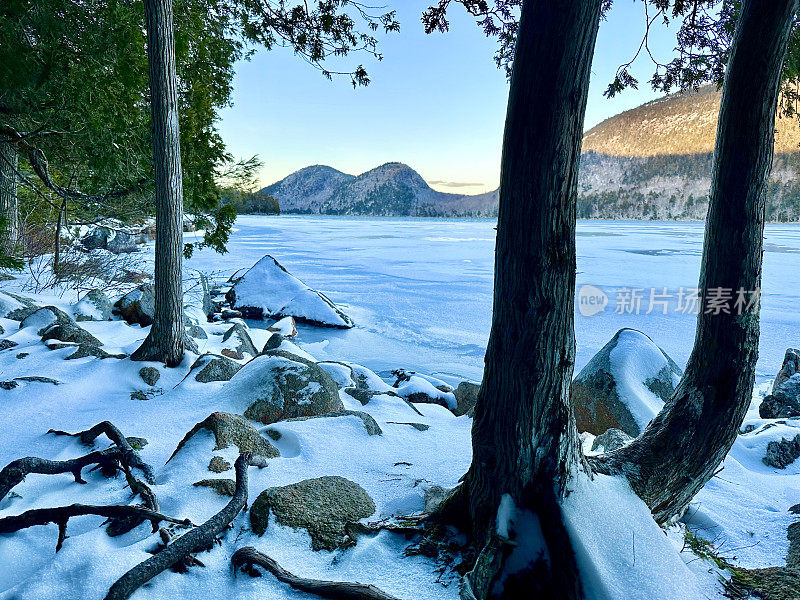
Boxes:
[259,162,499,217]
[253,86,800,220]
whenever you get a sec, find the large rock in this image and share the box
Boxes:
[453,381,480,416]
[760,376,800,419]
[226,255,354,328]
[571,328,682,437]
[80,224,141,254]
[249,476,376,550]
[169,412,279,461]
[763,435,800,469]
[21,306,116,359]
[226,350,343,424]
[190,353,242,383]
[0,291,28,318]
[761,350,800,419]
[73,289,113,321]
[591,428,634,453]
[775,349,800,389]
[221,322,258,358]
[113,284,155,326]
[392,369,456,411]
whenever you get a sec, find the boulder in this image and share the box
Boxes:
[190,353,242,383]
[169,412,279,461]
[22,306,116,360]
[193,479,236,497]
[138,367,160,387]
[227,351,343,425]
[80,225,140,254]
[208,456,231,473]
[570,329,682,437]
[226,255,354,328]
[286,410,383,436]
[760,375,800,419]
[187,324,208,340]
[73,289,113,321]
[249,476,376,550]
[392,369,456,411]
[268,316,297,337]
[113,284,155,326]
[221,322,258,358]
[0,291,27,318]
[452,381,480,416]
[763,435,800,469]
[591,428,633,453]
[0,339,17,351]
[775,349,800,389]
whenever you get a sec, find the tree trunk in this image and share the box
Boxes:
[458,0,602,597]
[132,0,186,367]
[0,141,19,256]
[592,0,798,525]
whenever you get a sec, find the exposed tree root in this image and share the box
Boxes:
[0,448,120,502]
[232,546,403,600]
[0,503,192,551]
[49,421,155,484]
[104,453,267,600]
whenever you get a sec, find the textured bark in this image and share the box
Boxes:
[132,0,186,367]
[0,141,19,255]
[591,0,798,525]
[232,546,402,600]
[459,0,602,598]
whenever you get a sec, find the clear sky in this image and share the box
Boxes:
[218,1,680,194]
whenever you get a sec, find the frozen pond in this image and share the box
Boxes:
[186,215,800,385]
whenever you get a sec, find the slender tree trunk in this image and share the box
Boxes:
[132,0,186,367]
[592,0,798,525]
[0,142,19,255]
[53,198,66,276]
[456,1,602,597]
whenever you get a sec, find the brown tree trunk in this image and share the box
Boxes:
[0,141,19,256]
[457,1,602,597]
[132,0,186,367]
[592,0,798,525]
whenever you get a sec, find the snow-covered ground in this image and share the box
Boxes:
[0,215,798,599]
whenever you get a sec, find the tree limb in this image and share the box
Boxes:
[231,546,403,600]
[0,448,120,502]
[48,421,155,484]
[104,453,267,600]
[0,504,192,551]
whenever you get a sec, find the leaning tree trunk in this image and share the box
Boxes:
[0,141,19,256]
[456,1,602,598]
[132,0,186,367]
[592,0,798,525]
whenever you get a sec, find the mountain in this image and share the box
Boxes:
[578,85,800,220]
[254,86,800,220]
[259,162,499,217]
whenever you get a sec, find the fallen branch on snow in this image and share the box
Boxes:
[231,546,403,600]
[104,452,268,600]
[0,503,193,551]
[49,421,155,484]
[0,448,120,502]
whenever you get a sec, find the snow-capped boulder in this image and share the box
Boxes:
[190,353,242,383]
[73,289,113,321]
[571,328,682,437]
[221,322,258,358]
[224,350,343,424]
[453,381,480,416]
[21,306,120,360]
[80,223,142,254]
[392,369,457,411]
[169,412,279,462]
[113,284,155,326]
[225,255,354,328]
[268,316,297,337]
[0,291,27,318]
[249,476,375,550]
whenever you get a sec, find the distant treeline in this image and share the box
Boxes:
[221,188,279,215]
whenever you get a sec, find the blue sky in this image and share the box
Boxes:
[218,1,680,194]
